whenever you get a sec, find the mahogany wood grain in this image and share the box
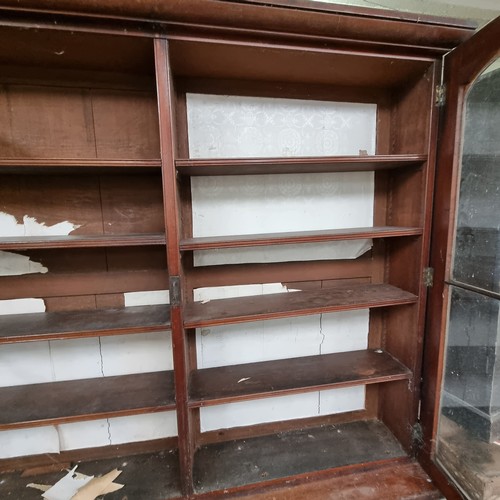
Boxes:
[185,284,417,329]
[0,159,161,174]
[0,270,169,299]
[0,304,170,343]
[0,233,165,250]
[420,16,500,487]
[189,258,373,289]
[222,458,442,500]
[1,84,159,160]
[0,371,175,430]
[176,155,426,176]
[0,0,475,55]
[181,226,422,251]
[180,76,389,105]
[189,349,410,407]
[198,409,369,446]
[169,39,436,89]
[155,37,195,496]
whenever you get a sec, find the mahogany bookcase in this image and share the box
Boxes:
[0,1,496,498]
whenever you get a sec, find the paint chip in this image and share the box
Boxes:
[28,465,124,500]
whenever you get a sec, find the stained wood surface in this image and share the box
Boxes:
[0,450,181,500]
[0,158,161,174]
[193,420,405,493]
[223,459,442,500]
[189,349,410,406]
[0,371,175,429]
[0,233,165,250]
[0,270,169,300]
[181,226,422,250]
[176,155,426,176]
[0,85,159,159]
[0,304,170,343]
[184,284,417,328]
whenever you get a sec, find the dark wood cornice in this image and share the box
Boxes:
[0,0,476,54]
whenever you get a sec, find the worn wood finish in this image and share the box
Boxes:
[0,160,161,174]
[181,227,421,251]
[0,437,177,473]
[419,15,500,494]
[155,37,195,496]
[189,349,410,407]
[0,0,474,53]
[198,409,369,446]
[0,304,170,343]
[0,85,159,160]
[193,420,405,494]
[378,60,440,454]
[176,155,426,176]
[0,371,175,429]
[185,284,417,328]
[0,270,169,300]
[0,450,181,500]
[189,258,373,289]
[219,458,441,500]
[0,233,165,250]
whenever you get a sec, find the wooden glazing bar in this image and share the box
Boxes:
[189,349,411,407]
[176,154,427,176]
[0,233,166,250]
[180,226,422,251]
[0,371,175,429]
[184,283,417,328]
[0,304,171,343]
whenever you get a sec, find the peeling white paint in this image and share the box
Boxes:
[0,211,80,237]
[124,290,170,306]
[0,250,48,276]
[0,298,45,315]
[194,282,297,302]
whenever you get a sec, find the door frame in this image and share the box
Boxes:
[419,15,500,498]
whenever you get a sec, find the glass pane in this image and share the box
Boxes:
[437,58,500,499]
[452,60,500,294]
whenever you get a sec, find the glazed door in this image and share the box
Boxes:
[421,16,500,500]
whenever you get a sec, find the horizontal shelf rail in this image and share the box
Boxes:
[180,226,423,251]
[184,283,417,328]
[0,233,166,250]
[189,349,411,407]
[0,158,162,174]
[0,305,171,343]
[0,371,175,430]
[176,154,427,176]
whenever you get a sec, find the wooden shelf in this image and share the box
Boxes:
[0,305,171,344]
[184,283,417,328]
[189,349,411,407]
[176,155,427,176]
[0,371,175,430]
[0,159,162,174]
[194,420,406,493]
[180,226,422,251]
[0,233,166,250]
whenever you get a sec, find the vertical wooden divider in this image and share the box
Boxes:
[154,38,194,496]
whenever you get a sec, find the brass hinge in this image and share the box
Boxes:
[423,267,434,287]
[435,84,446,107]
[170,276,181,306]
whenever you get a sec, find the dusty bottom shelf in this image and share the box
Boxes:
[193,419,406,494]
[0,449,181,500]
